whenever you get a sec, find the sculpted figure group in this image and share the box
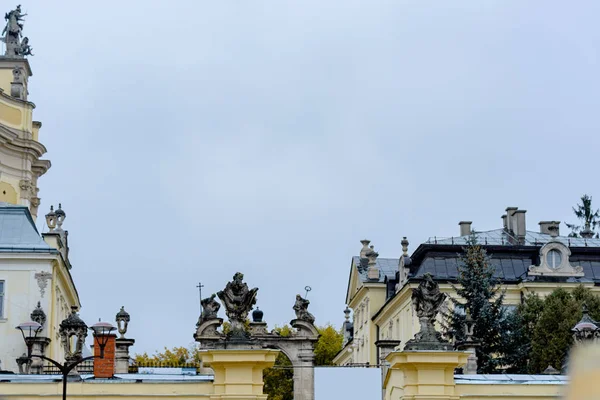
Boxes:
[2,5,33,57]
[196,272,316,340]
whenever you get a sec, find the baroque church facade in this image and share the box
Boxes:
[0,51,80,372]
[334,208,600,367]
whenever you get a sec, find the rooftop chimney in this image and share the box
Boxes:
[539,221,561,237]
[458,221,472,237]
[501,214,507,230]
[514,210,527,242]
[505,207,518,233]
[93,333,116,379]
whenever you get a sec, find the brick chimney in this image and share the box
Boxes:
[93,334,116,378]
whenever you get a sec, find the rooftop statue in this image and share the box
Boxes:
[217,272,258,338]
[293,294,315,324]
[2,5,31,58]
[404,273,452,350]
[198,294,221,325]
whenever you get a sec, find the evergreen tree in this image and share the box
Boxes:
[566,194,600,238]
[445,236,508,373]
[527,286,600,373]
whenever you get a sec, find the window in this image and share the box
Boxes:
[546,249,562,269]
[0,281,4,318]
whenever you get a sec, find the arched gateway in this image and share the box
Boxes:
[195,273,319,400]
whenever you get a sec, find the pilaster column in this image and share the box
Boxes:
[384,350,469,400]
[115,338,135,374]
[29,337,51,374]
[293,352,315,400]
[202,349,279,400]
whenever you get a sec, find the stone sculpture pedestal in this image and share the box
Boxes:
[202,349,279,400]
[115,338,135,374]
[384,350,469,400]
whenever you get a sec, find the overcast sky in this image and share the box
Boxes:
[14,1,600,355]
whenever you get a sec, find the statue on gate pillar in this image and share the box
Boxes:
[218,272,258,339]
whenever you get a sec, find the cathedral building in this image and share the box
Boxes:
[334,208,600,367]
[0,48,80,372]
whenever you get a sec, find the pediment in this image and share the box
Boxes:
[528,241,584,277]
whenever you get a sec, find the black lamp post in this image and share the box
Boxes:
[16,306,116,400]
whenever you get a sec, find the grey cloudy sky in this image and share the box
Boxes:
[19,1,600,354]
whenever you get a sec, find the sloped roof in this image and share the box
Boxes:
[428,229,600,248]
[0,203,55,253]
[353,256,398,283]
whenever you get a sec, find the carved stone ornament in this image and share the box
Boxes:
[198,294,221,326]
[34,272,52,298]
[217,272,258,339]
[404,273,452,350]
[116,306,130,338]
[293,294,315,324]
[19,179,32,198]
[2,5,31,58]
[528,241,584,277]
[59,306,88,362]
[30,301,46,327]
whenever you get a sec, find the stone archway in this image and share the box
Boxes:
[254,319,319,400]
[194,273,320,400]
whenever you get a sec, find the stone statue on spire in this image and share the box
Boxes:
[2,5,33,58]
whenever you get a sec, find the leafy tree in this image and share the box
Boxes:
[263,353,293,400]
[134,344,201,366]
[526,286,600,373]
[314,325,343,366]
[263,324,342,400]
[566,194,600,237]
[445,236,509,373]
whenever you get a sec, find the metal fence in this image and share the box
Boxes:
[42,360,94,375]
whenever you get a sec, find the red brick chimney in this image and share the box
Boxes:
[93,334,116,378]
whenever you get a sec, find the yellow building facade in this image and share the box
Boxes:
[0,53,80,372]
[335,214,600,368]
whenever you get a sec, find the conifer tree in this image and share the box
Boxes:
[527,286,600,373]
[445,236,507,373]
[566,194,600,238]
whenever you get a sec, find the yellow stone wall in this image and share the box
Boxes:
[385,350,567,400]
[0,349,278,400]
[0,381,214,399]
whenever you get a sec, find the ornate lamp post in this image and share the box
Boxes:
[16,306,115,400]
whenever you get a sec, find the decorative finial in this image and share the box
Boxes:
[360,239,371,258]
[344,306,351,322]
[401,237,409,256]
[252,306,264,323]
[45,205,56,231]
[55,203,66,230]
[30,301,46,327]
[116,306,131,338]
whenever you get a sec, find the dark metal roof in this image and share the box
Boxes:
[353,256,398,283]
[414,256,531,281]
[428,229,600,248]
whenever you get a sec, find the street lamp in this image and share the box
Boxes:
[16,306,116,400]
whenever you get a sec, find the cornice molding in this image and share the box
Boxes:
[0,124,47,157]
[0,88,36,109]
